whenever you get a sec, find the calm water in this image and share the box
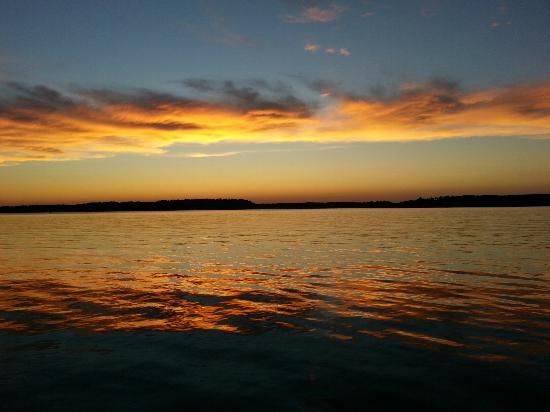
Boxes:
[1,208,549,411]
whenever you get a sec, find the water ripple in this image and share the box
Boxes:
[0,208,549,409]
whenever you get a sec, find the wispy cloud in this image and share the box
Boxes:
[182,151,240,158]
[309,78,550,142]
[304,43,351,56]
[304,42,321,52]
[490,20,511,28]
[326,47,351,56]
[489,1,512,29]
[166,142,350,158]
[1,78,549,164]
[284,4,345,24]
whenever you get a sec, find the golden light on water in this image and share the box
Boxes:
[1,209,548,361]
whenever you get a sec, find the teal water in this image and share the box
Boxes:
[1,208,549,410]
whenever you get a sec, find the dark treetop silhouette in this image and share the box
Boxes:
[0,194,549,213]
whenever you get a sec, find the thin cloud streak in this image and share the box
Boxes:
[182,151,240,158]
[304,43,351,56]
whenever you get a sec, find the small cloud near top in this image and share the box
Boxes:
[490,21,511,28]
[284,4,345,23]
[490,1,512,29]
[304,43,321,52]
[304,43,350,56]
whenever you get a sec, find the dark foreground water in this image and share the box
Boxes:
[0,208,549,411]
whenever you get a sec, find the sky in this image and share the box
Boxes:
[0,0,549,204]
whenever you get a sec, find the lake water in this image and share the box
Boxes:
[1,208,549,411]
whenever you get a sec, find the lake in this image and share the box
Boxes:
[1,208,549,411]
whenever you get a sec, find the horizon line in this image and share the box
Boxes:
[1,193,549,212]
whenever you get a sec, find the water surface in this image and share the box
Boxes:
[1,208,549,410]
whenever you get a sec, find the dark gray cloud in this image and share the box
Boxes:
[0,82,77,112]
[298,75,465,113]
[182,78,312,116]
[0,83,205,132]
[75,88,202,111]
[1,80,314,123]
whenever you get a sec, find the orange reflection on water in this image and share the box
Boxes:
[1,259,549,364]
[0,208,549,365]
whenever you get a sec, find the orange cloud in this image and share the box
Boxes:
[1,79,549,163]
[304,42,320,52]
[313,80,550,141]
[0,81,312,163]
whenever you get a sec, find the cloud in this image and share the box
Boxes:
[314,79,550,141]
[490,2,512,29]
[1,78,549,163]
[338,48,351,56]
[490,21,511,28]
[304,42,321,52]
[304,43,350,56]
[181,78,311,114]
[284,5,345,23]
[0,80,312,163]
[183,151,239,158]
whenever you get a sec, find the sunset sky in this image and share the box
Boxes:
[1,0,549,204]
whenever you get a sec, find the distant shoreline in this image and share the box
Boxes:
[0,194,549,214]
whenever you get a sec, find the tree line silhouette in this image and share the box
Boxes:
[0,194,549,213]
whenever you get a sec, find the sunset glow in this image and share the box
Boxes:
[0,0,549,203]
[1,2,550,410]
[1,81,549,165]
